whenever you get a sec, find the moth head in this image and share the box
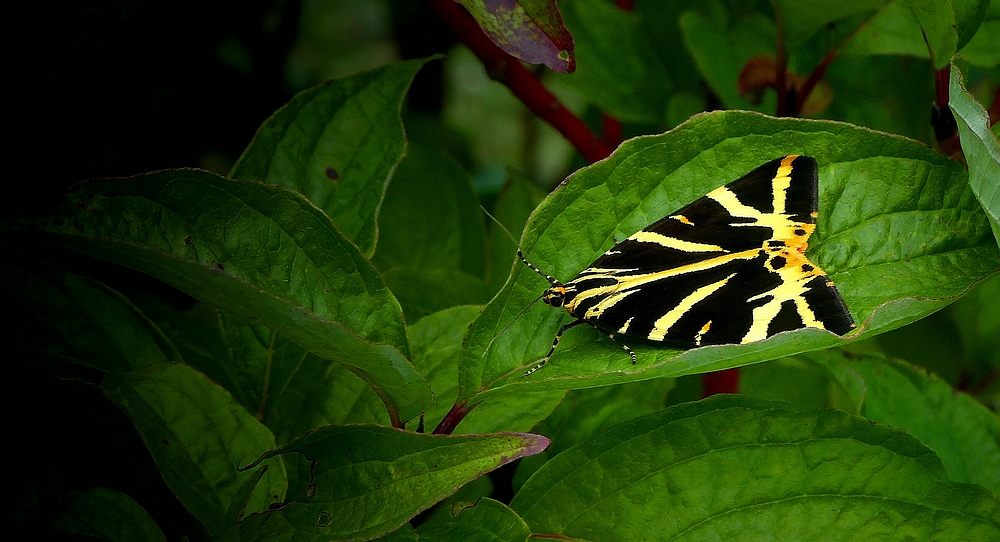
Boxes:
[542,286,568,308]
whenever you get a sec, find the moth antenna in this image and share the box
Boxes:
[481,206,519,246]
[480,205,560,288]
[482,293,545,357]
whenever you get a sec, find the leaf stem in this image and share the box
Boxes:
[433,400,473,435]
[702,368,740,397]
[421,0,612,162]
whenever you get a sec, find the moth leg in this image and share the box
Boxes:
[607,333,637,364]
[523,319,587,377]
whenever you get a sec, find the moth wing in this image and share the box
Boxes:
[564,156,854,344]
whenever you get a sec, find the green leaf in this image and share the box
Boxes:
[102,363,287,538]
[373,144,490,320]
[457,0,574,72]
[233,425,549,541]
[740,355,848,409]
[958,19,1000,67]
[417,498,531,542]
[823,55,935,143]
[410,304,484,431]
[3,259,180,373]
[679,9,777,111]
[487,171,546,295]
[904,0,959,68]
[374,523,419,542]
[950,62,1000,248]
[512,378,676,490]
[812,351,1000,494]
[53,487,166,542]
[774,0,888,46]
[409,304,564,435]
[510,395,1000,540]
[844,0,990,67]
[949,273,1000,388]
[843,2,933,60]
[230,58,430,256]
[213,311,390,442]
[553,0,672,123]
[459,111,1000,404]
[18,169,430,423]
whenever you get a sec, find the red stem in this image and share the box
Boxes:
[433,401,473,435]
[701,368,740,397]
[422,0,612,162]
[602,114,623,147]
[795,49,837,116]
[989,84,1000,127]
[935,66,950,108]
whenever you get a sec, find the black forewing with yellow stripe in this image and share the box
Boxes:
[546,155,854,349]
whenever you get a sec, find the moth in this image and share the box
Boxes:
[519,155,855,375]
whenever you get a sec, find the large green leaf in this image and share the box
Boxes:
[229,425,549,541]
[487,170,548,296]
[459,111,999,404]
[230,58,430,256]
[844,0,992,66]
[103,363,287,539]
[510,395,1000,540]
[740,355,853,410]
[373,144,490,320]
[211,311,390,442]
[679,9,777,111]
[417,498,531,542]
[16,170,431,423]
[512,378,676,490]
[53,487,166,542]
[813,351,1000,494]
[552,0,671,123]
[774,0,888,46]
[950,62,1000,248]
[4,259,181,373]
[409,304,564,434]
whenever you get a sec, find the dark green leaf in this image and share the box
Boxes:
[510,395,1000,540]
[553,0,671,123]
[950,62,1000,247]
[457,0,574,72]
[949,274,1000,393]
[213,311,390,442]
[957,16,1000,67]
[409,304,564,435]
[904,0,959,68]
[374,146,486,275]
[234,426,549,541]
[844,0,990,66]
[417,498,531,542]
[4,259,180,373]
[487,170,547,295]
[459,111,999,404]
[103,363,287,538]
[19,170,430,422]
[230,58,431,255]
[812,351,1000,494]
[512,378,676,490]
[679,9,776,111]
[410,305,484,431]
[774,0,887,47]
[373,144,490,319]
[53,487,166,542]
[741,356,856,411]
